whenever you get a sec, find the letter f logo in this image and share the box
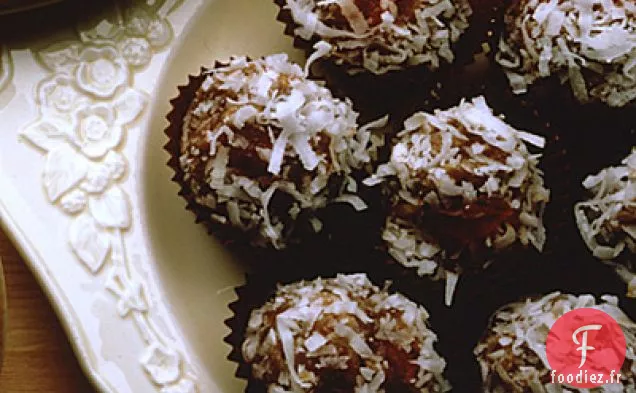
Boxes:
[547,308,626,389]
[573,324,603,368]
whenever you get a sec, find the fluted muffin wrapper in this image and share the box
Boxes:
[164,69,227,238]
[165,67,271,257]
[223,264,425,393]
[360,56,585,318]
[483,43,636,297]
[164,62,396,270]
[164,66,303,264]
[455,54,636,388]
[220,127,633,393]
[222,248,567,393]
[169,4,636,390]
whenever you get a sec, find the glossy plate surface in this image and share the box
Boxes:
[0,0,299,391]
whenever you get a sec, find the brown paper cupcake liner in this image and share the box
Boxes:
[478,64,636,312]
[164,66,308,265]
[223,265,460,393]
[164,69,228,239]
[165,67,283,263]
[357,79,583,316]
[485,59,636,134]
[454,0,507,65]
[223,265,394,393]
[222,256,557,392]
[163,63,396,269]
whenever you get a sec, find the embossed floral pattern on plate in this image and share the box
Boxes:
[16,1,199,392]
[0,45,12,92]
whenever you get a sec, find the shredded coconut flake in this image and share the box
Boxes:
[497,0,636,107]
[179,54,386,249]
[242,274,450,392]
[284,0,472,74]
[474,292,636,392]
[367,97,550,305]
[575,149,636,297]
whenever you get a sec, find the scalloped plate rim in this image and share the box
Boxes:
[0,195,115,392]
[0,1,206,392]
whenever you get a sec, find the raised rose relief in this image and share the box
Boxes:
[17,1,198,392]
[0,45,13,92]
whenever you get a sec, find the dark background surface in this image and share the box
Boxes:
[1,0,634,392]
[228,1,636,391]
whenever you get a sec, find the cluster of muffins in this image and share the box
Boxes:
[164,0,635,392]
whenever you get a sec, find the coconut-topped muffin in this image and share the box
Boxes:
[241,273,450,393]
[178,54,386,249]
[496,0,636,107]
[365,97,550,305]
[474,292,636,392]
[281,0,473,75]
[574,149,636,296]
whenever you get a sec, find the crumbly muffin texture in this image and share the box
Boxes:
[283,0,472,75]
[179,54,386,249]
[575,149,636,297]
[241,273,450,393]
[474,292,636,393]
[497,0,636,107]
[365,96,550,305]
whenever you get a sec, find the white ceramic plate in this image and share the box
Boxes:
[0,0,303,391]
